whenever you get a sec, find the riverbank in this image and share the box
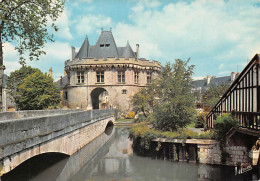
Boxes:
[129,122,253,167]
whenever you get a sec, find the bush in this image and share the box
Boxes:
[126,111,135,119]
[195,111,208,128]
[214,113,238,140]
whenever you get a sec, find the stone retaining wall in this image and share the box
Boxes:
[153,138,251,166]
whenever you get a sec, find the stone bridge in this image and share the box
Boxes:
[0,109,115,177]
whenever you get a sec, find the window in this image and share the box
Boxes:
[77,72,84,83]
[122,89,127,94]
[100,44,104,47]
[65,92,68,99]
[134,72,139,83]
[96,71,104,83]
[105,44,110,47]
[118,71,125,83]
[147,72,152,84]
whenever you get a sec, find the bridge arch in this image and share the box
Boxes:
[91,87,109,109]
[2,152,69,180]
[105,120,114,135]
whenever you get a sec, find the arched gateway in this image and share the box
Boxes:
[91,88,108,109]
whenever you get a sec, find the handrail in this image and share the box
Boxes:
[206,54,260,129]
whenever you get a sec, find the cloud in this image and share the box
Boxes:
[113,0,260,77]
[218,64,224,70]
[27,41,71,79]
[192,76,205,80]
[76,14,112,35]
[53,9,73,40]
[3,41,70,79]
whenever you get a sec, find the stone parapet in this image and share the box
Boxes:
[0,109,83,121]
[65,58,161,72]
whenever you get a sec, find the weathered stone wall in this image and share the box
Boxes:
[197,143,221,164]
[0,109,115,176]
[153,138,251,166]
[198,142,250,166]
[0,109,82,121]
[65,57,161,112]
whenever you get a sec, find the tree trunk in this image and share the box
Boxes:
[0,39,5,112]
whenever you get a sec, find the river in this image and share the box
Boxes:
[2,127,258,181]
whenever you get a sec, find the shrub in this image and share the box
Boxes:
[214,113,239,140]
[126,111,135,119]
[195,111,208,128]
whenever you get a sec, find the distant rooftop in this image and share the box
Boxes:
[73,29,137,60]
[192,72,239,91]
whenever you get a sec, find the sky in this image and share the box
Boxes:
[3,0,260,80]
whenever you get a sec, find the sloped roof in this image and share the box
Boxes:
[192,74,239,91]
[122,42,135,59]
[74,30,136,59]
[75,37,89,59]
[56,75,68,89]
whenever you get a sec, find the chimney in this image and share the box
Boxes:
[136,44,139,59]
[207,75,211,85]
[60,76,63,87]
[48,67,53,78]
[231,72,236,82]
[71,46,76,60]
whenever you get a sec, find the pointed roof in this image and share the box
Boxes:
[74,29,136,59]
[75,36,89,59]
[122,42,135,59]
[92,30,119,59]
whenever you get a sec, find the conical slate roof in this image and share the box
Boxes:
[74,29,136,59]
[75,37,89,59]
[122,42,135,59]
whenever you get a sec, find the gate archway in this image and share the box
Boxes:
[91,88,108,109]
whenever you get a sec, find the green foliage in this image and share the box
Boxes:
[0,0,64,64]
[129,122,215,155]
[202,84,229,111]
[131,86,155,117]
[195,111,208,128]
[214,113,239,140]
[7,66,39,103]
[129,122,215,149]
[153,59,196,131]
[17,70,60,110]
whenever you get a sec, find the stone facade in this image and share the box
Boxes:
[58,30,161,112]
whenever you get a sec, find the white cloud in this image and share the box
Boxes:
[3,41,70,79]
[218,64,224,70]
[76,15,112,35]
[112,0,260,77]
[27,41,71,79]
[2,42,21,75]
[192,76,205,80]
[54,9,73,40]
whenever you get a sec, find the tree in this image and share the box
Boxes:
[131,86,155,118]
[0,0,64,110]
[153,59,195,131]
[7,66,39,104]
[17,70,60,110]
[202,84,229,111]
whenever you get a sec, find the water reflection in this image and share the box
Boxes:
[3,127,257,181]
[72,128,255,181]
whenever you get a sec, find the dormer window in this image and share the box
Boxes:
[105,44,110,47]
[100,44,104,47]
